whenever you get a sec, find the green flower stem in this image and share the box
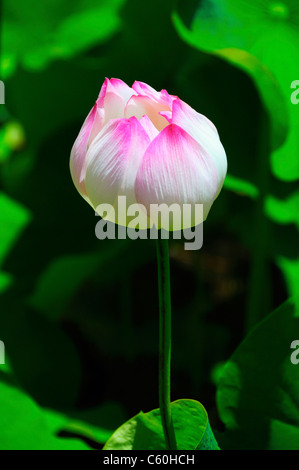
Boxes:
[156,236,177,450]
[245,108,271,333]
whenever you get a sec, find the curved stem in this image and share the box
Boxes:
[156,236,177,450]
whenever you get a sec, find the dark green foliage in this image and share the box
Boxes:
[0,0,298,450]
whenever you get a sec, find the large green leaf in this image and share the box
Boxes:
[103,399,219,450]
[0,378,89,449]
[173,0,299,180]
[217,295,299,449]
[265,191,299,296]
[1,0,126,76]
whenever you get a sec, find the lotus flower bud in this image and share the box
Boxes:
[70,78,227,230]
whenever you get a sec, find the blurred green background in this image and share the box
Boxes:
[1,0,299,450]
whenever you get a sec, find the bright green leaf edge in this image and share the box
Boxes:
[103,399,219,450]
[172,11,289,153]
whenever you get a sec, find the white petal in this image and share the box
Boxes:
[171,98,227,192]
[125,95,170,131]
[85,117,151,227]
[135,124,219,230]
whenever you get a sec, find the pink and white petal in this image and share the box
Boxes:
[109,78,136,103]
[96,78,131,124]
[87,106,105,148]
[96,77,134,106]
[125,95,170,131]
[135,124,219,230]
[103,91,127,122]
[139,115,159,141]
[132,81,161,101]
[160,89,177,108]
[132,81,177,109]
[96,78,109,107]
[132,81,175,108]
[70,103,97,198]
[159,110,172,124]
[171,98,227,190]
[84,117,151,227]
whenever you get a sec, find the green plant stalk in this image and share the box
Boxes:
[156,236,177,450]
[245,107,271,333]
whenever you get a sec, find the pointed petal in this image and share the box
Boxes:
[84,117,151,226]
[102,91,126,122]
[171,98,227,190]
[132,81,160,100]
[125,95,170,131]
[96,78,109,107]
[160,89,178,108]
[70,79,138,201]
[109,78,136,103]
[97,78,136,107]
[87,106,105,148]
[132,81,175,108]
[159,110,172,124]
[135,124,219,229]
[139,115,159,141]
[96,78,135,129]
[70,103,97,198]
